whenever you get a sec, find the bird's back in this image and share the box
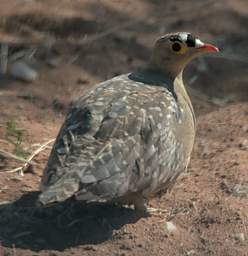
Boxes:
[39,71,195,206]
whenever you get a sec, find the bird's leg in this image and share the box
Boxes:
[132,196,149,216]
[132,195,168,217]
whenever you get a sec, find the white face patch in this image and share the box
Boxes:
[195,38,205,48]
[179,32,189,42]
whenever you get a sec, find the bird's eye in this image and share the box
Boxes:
[172,42,182,52]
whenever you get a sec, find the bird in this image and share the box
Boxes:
[38,32,219,212]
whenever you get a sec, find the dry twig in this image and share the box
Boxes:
[7,138,55,175]
[0,148,31,164]
[0,139,12,145]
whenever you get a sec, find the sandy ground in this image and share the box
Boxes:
[0,0,248,255]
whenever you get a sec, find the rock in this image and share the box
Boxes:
[165,221,177,234]
[0,200,11,205]
[9,61,38,82]
[238,139,248,150]
[232,184,248,198]
[233,233,245,242]
[46,57,62,68]
[187,250,196,255]
[242,125,248,133]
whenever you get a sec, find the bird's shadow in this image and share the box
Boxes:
[0,192,143,251]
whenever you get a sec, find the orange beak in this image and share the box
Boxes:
[198,43,219,53]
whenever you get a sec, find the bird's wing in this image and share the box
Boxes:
[39,74,177,205]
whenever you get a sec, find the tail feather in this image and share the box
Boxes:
[38,135,141,206]
[38,178,79,206]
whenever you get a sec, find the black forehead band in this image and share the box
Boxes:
[169,35,183,43]
[186,34,196,47]
[161,34,196,47]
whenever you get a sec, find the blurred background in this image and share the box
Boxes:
[0,1,248,256]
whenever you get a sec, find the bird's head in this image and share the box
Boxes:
[150,32,219,80]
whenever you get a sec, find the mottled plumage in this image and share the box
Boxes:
[39,32,219,211]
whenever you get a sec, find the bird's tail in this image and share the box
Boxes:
[37,177,80,206]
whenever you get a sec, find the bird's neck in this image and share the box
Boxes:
[174,71,188,100]
[174,71,196,128]
[145,61,189,99]
[146,62,177,82]
[131,65,195,126]
[145,65,194,122]
[131,66,175,96]
[148,51,187,81]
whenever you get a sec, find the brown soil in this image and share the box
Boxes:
[0,0,248,255]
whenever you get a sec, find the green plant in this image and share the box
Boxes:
[5,120,28,158]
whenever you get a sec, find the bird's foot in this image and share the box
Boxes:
[146,207,168,216]
[133,196,168,216]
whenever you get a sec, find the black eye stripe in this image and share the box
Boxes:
[186,34,196,47]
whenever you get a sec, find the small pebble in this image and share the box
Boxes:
[187,250,196,255]
[0,200,11,205]
[242,125,248,133]
[9,61,38,82]
[46,57,61,68]
[165,221,177,234]
[238,139,248,150]
[233,233,245,242]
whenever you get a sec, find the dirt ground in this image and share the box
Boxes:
[0,0,248,255]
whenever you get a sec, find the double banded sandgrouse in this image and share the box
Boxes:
[38,32,219,212]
